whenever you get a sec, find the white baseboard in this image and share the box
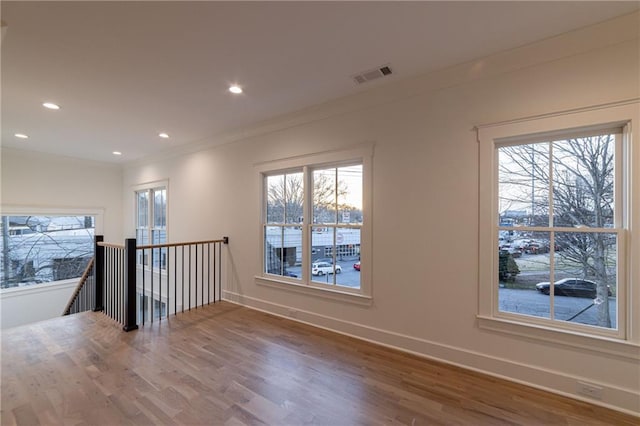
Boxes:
[223,290,640,417]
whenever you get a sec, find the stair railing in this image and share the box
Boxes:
[91,235,228,331]
[62,257,95,316]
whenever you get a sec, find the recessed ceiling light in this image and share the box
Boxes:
[42,102,60,110]
[229,85,243,94]
[15,133,29,139]
[112,151,122,156]
[159,133,169,139]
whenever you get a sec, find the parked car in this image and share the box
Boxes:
[312,262,341,275]
[499,245,522,258]
[525,242,549,254]
[267,268,298,278]
[535,278,612,298]
[353,261,361,271]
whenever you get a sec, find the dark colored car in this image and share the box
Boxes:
[535,278,612,298]
[267,268,297,278]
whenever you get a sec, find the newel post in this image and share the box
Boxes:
[123,238,139,332]
[93,235,104,312]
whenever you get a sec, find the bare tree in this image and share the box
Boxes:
[266,173,304,223]
[266,172,355,224]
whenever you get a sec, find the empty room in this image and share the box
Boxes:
[1,2,639,425]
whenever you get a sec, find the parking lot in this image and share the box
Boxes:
[287,260,361,288]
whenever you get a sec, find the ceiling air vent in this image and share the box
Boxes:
[352,64,393,85]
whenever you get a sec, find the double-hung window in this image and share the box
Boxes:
[135,184,167,269]
[259,146,372,299]
[478,101,638,346]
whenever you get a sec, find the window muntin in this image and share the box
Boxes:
[263,162,364,292]
[0,215,95,288]
[136,186,167,269]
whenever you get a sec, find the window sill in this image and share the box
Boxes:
[0,279,78,298]
[255,275,373,306]
[477,315,639,361]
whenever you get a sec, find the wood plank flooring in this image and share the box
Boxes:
[1,302,637,425]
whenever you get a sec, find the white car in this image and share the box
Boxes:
[311,262,342,275]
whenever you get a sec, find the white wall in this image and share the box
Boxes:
[1,148,123,239]
[0,148,123,328]
[125,13,639,414]
[0,280,77,329]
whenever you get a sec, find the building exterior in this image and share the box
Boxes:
[265,227,361,267]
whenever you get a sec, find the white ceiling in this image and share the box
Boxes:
[2,1,638,164]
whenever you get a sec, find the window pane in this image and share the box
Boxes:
[553,232,617,329]
[313,168,336,224]
[266,175,285,224]
[263,225,300,279]
[552,135,615,228]
[498,143,550,227]
[151,229,167,269]
[136,228,149,265]
[498,231,550,320]
[153,228,166,245]
[265,226,283,274]
[137,191,149,227]
[282,227,302,279]
[154,188,167,228]
[0,215,94,288]
[265,226,301,279]
[337,165,363,224]
[334,228,361,289]
[285,172,304,224]
[309,226,360,288]
[311,226,336,284]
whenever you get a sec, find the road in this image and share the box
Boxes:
[499,288,617,328]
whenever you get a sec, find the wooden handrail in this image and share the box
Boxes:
[98,238,227,250]
[62,257,95,315]
[96,242,125,249]
[136,238,226,250]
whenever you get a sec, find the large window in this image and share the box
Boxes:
[0,215,95,288]
[497,130,621,330]
[259,146,371,298]
[478,101,638,345]
[135,184,167,269]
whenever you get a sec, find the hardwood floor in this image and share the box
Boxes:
[1,302,637,425]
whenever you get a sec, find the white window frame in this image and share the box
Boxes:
[255,145,373,304]
[133,180,168,270]
[478,100,639,355]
